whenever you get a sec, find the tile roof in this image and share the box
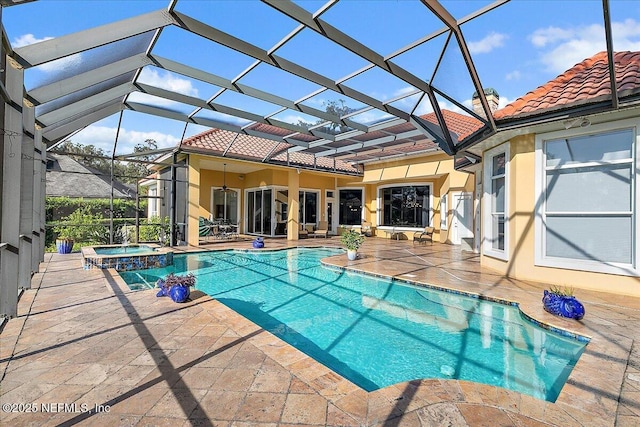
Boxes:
[494,51,640,120]
[180,127,360,173]
[180,109,483,168]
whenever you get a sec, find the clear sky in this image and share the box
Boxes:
[3,0,639,155]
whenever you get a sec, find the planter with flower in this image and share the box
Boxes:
[156,273,196,303]
[542,285,585,320]
[340,228,365,261]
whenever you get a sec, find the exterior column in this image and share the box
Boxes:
[286,169,299,240]
[1,60,24,318]
[187,155,200,246]
[19,105,35,289]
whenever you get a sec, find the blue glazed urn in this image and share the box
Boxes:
[252,237,264,249]
[56,238,73,254]
[169,285,190,303]
[542,290,585,320]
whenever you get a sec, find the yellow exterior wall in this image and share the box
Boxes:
[187,156,201,246]
[480,135,640,297]
[190,152,474,244]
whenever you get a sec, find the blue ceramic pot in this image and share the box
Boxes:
[169,285,190,303]
[542,290,585,320]
[252,238,264,249]
[56,239,73,254]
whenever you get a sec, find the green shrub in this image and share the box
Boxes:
[53,206,106,244]
[139,216,170,243]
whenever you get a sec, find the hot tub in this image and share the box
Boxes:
[81,244,173,271]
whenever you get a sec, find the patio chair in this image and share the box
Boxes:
[413,226,434,244]
[312,221,329,238]
[299,224,309,239]
[199,217,217,241]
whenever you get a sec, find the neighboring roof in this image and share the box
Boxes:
[494,51,640,120]
[46,154,134,198]
[180,109,483,169]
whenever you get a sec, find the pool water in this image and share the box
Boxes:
[121,248,587,401]
[94,245,155,255]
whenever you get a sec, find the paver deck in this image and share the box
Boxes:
[1,237,639,426]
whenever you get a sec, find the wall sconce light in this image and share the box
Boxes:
[238,174,244,180]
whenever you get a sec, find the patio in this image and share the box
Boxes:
[1,238,639,426]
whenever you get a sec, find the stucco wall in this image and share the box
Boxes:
[480,135,640,297]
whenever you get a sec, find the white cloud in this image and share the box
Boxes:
[13,33,52,48]
[468,32,508,54]
[505,70,521,81]
[530,19,640,73]
[498,96,512,109]
[137,67,199,97]
[69,125,180,155]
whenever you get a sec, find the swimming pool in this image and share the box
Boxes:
[121,248,588,401]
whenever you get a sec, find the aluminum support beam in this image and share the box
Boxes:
[13,9,175,68]
[33,129,45,269]
[42,101,124,144]
[19,104,35,290]
[29,53,152,105]
[602,0,619,110]
[1,61,23,318]
[38,83,135,126]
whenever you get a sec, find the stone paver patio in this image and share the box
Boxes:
[1,237,639,426]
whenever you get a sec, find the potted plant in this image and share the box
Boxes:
[542,285,585,320]
[156,273,196,303]
[340,228,365,261]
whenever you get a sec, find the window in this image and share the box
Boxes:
[299,190,318,224]
[483,144,509,259]
[148,187,158,218]
[440,193,448,230]
[378,185,431,227]
[535,123,638,274]
[339,189,363,225]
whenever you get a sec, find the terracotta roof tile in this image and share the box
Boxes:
[494,51,640,120]
[180,108,484,169]
[181,127,359,173]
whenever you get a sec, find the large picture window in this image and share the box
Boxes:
[379,185,431,227]
[483,144,509,260]
[339,189,363,225]
[536,124,638,274]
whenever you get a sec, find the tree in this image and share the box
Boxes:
[297,99,356,135]
[122,139,158,184]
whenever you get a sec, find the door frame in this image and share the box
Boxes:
[451,191,474,245]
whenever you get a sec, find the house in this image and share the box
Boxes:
[46,153,134,199]
[470,51,640,296]
[147,109,481,246]
[146,50,640,296]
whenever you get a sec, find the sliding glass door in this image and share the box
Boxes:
[247,189,273,235]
